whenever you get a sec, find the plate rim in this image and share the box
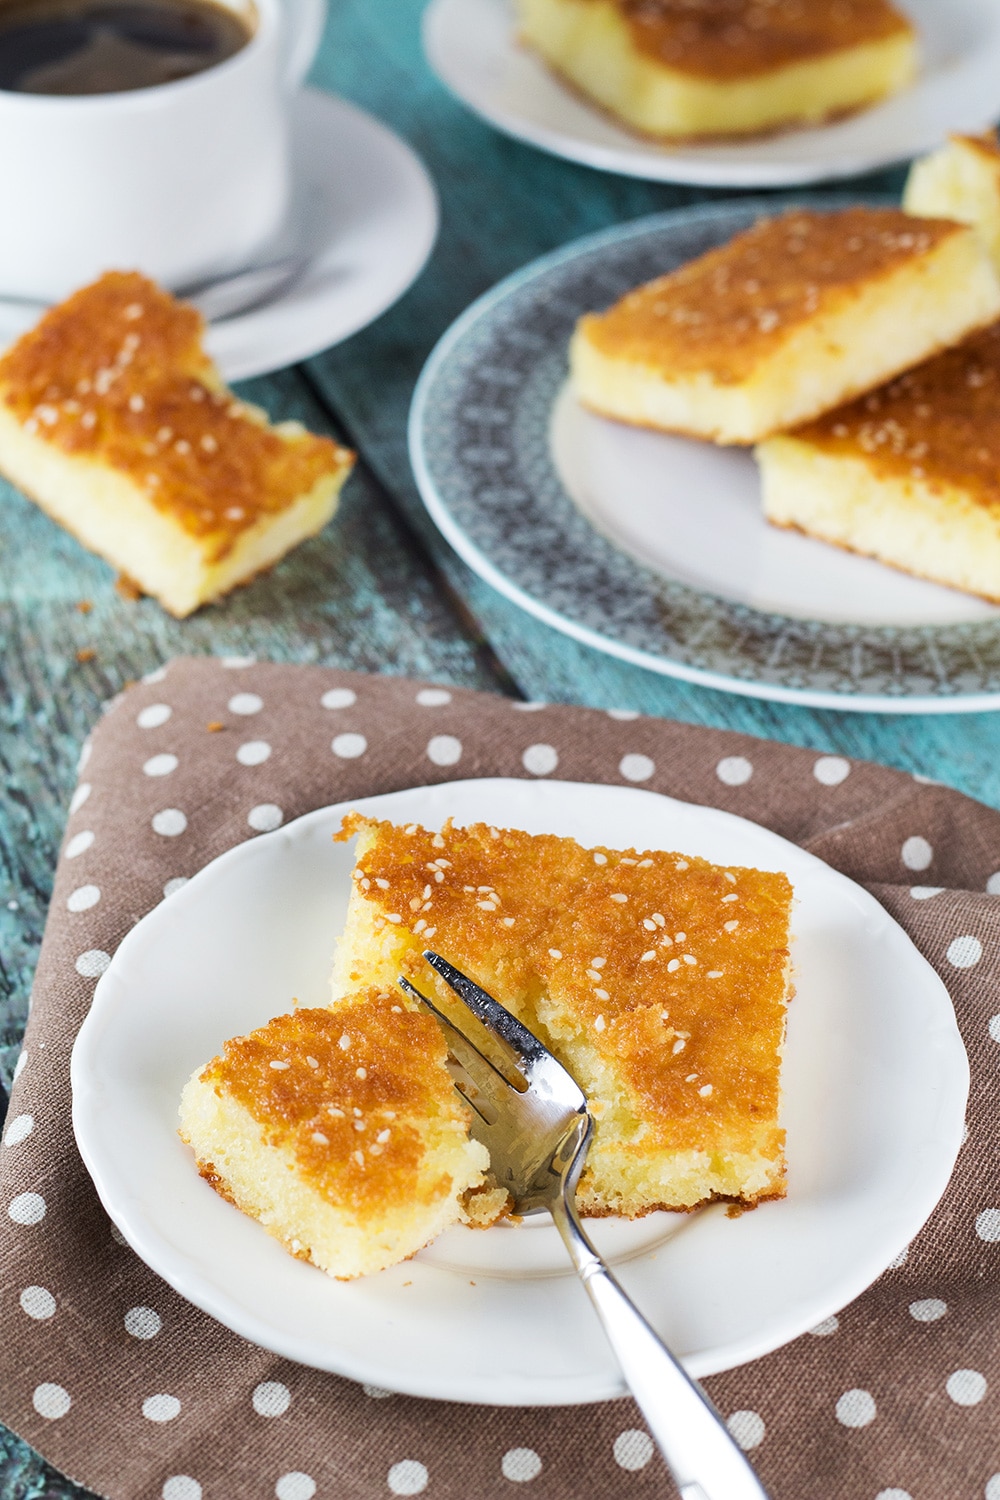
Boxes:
[423,0,1000,188]
[70,777,970,1404]
[408,197,1000,713]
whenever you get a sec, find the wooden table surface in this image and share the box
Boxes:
[3,2,1000,1492]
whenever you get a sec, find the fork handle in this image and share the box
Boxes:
[550,1194,773,1500]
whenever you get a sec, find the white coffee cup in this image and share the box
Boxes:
[0,0,326,300]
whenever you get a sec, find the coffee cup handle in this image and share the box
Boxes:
[282,0,326,89]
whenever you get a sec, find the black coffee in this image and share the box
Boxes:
[0,0,251,93]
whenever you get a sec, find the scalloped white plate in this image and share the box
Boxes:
[425,0,1000,187]
[71,779,967,1406]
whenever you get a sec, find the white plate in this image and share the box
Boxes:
[425,0,1000,187]
[0,90,438,383]
[71,779,968,1407]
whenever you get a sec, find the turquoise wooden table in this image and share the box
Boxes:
[2,2,998,1493]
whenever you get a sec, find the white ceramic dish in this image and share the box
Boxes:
[71,779,968,1407]
[0,89,438,383]
[425,0,1000,188]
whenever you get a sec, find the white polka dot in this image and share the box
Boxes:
[362,1384,393,1399]
[13,1050,26,1080]
[228,693,263,716]
[387,1461,428,1496]
[948,935,982,969]
[143,753,178,778]
[20,1286,55,1319]
[909,1298,946,1322]
[143,1393,181,1422]
[152,808,187,837]
[607,707,640,721]
[332,732,367,759]
[501,1448,542,1482]
[416,688,452,707]
[237,740,271,766]
[619,753,654,783]
[835,1388,876,1427]
[162,1478,202,1500]
[163,878,188,898]
[522,743,558,776]
[813,756,850,786]
[109,1221,128,1246]
[220,655,254,669]
[727,1410,765,1450]
[809,1316,839,1336]
[987,873,1000,896]
[978,1208,1000,1241]
[875,1491,913,1500]
[427,734,462,767]
[75,948,110,977]
[947,1369,987,1406]
[69,782,91,814]
[275,1476,315,1500]
[77,739,92,771]
[985,1474,1000,1500]
[321,688,356,710]
[125,1306,162,1339]
[252,1381,291,1417]
[613,1429,654,1471]
[248,804,283,833]
[65,830,94,859]
[137,704,171,729]
[9,1192,45,1225]
[4,1113,33,1146]
[67,884,100,912]
[887,1245,909,1268]
[716,756,753,786]
[33,1383,70,1419]
[511,700,546,711]
[989,1015,1000,1043]
[143,666,168,684]
[910,886,943,900]
[901,836,932,871]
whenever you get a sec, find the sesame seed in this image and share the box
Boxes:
[361,877,371,890]
[356,1067,367,1080]
[593,852,607,864]
[594,1015,606,1032]
[423,885,432,899]
[424,926,436,939]
[157,426,173,443]
[124,302,143,319]
[652,913,665,927]
[189,385,205,401]
[724,872,736,883]
[643,918,656,931]
[306,1056,318,1068]
[405,824,417,834]
[699,1085,713,1097]
[502,916,515,927]
[368,1144,382,1156]
[354,1120,365,1131]
[409,897,422,911]
[672,1038,686,1053]
[174,439,191,455]
[432,833,445,848]
[686,1073,698,1083]
[434,870,444,882]
[224,507,244,522]
[413,919,426,934]
[36,404,58,425]
[128,394,144,412]
[391,1004,402,1012]
[23,418,38,435]
[610,893,628,903]
[436,859,452,869]
[328,1107,345,1118]
[620,858,636,866]
[722,893,738,903]
[477,900,497,911]
[667,958,680,973]
[375,878,390,890]
[683,954,697,966]
[353,1150,364,1167]
[724,920,739,932]
[200,434,218,453]
[339,1034,351,1050]
[708,970,723,978]
[353,1108,362,1117]
[386,914,402,924]
[144,473,160,488]
[549,949,562,959]
[477,884,492,892]
[675,931,686,942]
[377,1129,390,1143]
[594,987,609,1000]
[675,860,688,871]
[269,1060,289,1070]
[587,969,602,982]
[638,858,653,868]
[421,900,433,911]
[640,950,655,962]
[591,957,606,969]
[311,1131,329,1145]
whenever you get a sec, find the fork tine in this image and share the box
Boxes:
[422,951,551,1074]
[398,976,520,1122]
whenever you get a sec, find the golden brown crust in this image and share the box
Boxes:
[0,271,353,563]
[954,130,1000,164]
[578,208,961,384]
[335,814,791,1162]
[197,993,469,1215]
[609,0,914,80]
[786,319,1000,513]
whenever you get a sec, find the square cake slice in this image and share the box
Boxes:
[0,271,354,616]
[332,814,794,1217]
[570,207,1000,444]
[757,320,1000,602]
[179,990,490,1279]
[517,0,917,141]
[904,132,1000,273]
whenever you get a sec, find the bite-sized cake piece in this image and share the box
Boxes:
[0,271,353,617]
[904,133,1000,273]
[179,991,490,1279]
[517,0,917,140]
[333,814,793,1216]
[757,320,1000,602]
[571,208,1000,445]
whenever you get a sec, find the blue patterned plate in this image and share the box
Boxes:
[409,198,1000,712]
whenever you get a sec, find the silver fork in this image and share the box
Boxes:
[400,952,773,1500]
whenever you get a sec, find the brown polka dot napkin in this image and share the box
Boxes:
[3,655,999,1500]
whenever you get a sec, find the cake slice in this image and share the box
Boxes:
[517,0,917,140]
[332,814,793,1217]
[178,990,491,1279]
[756,320,1000,601]
[0,271,354,616]
[570,207,1000,445]
[904,132,1000,273]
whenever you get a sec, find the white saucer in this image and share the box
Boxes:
[425,0,1000,188]
[71,779,968,1407]
[0,90,438,383]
